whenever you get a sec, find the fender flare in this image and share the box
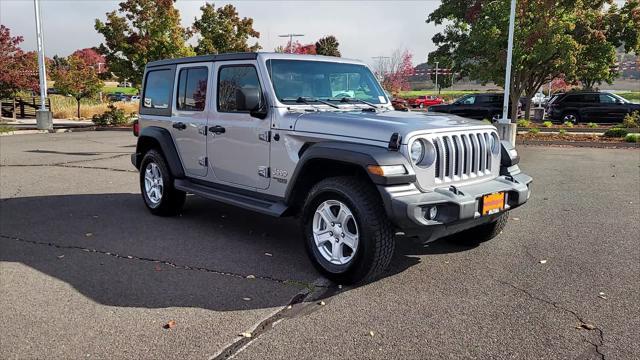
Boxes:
[134,126,185,178]
[285,141,416,203]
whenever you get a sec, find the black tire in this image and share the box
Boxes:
[562,111,580,124]
[139,149,186,216]
[301,176,395,284]
[450,212,509,246]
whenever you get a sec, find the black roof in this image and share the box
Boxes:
[146,52,258,68]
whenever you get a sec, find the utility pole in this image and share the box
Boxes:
[497,0,517,146]
[278,33,304,53]
[33,0,52,130]
[434,61,439,94]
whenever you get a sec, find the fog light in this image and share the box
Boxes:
[426,206,438,220]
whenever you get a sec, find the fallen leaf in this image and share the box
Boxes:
[240,332,252,338]
[163,320,177,329]
[598,292,605,296]
[286,305,292,309]
[92,215,99,218]
[57,255,65,259]
[318,301,326,306]
[264,252,273,257]
[539,260,547,264]
[512,217,520,221]
[369,331,375,337]
[580,323,596,331]
[242,297,251,301]
[246,275,255,279]
[85,233,93,237]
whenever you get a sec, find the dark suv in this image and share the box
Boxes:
[546,92,639,123]
[428,93,518,121]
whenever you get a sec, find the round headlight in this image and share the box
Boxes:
[490,133,500,154]
[410,140,425,164]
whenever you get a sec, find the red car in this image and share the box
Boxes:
[410,95,444,109]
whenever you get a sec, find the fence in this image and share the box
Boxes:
[1,97,51,119]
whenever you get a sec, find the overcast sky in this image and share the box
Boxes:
[0,0,442,66]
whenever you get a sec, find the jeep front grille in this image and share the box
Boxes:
[432,131,494,184]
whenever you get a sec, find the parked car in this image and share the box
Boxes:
[130,95,140,102]
[546,92,640,123]
[428,93,520,121]
[410,95,444,109]
[118,81,132,88]
[108,92,128,102]
[131,53,532,284]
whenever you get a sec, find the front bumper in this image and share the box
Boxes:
[379,172,532,240]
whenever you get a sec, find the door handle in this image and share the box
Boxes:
[209,125,226,134]
[172,122,187,130]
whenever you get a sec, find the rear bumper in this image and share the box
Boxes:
[379,172,532,240]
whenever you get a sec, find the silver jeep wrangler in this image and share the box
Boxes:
[132,53,532,284]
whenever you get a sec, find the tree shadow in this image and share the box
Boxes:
[0,193,474,312]
[25,150,129,156]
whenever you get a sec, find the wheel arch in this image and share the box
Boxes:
[134,126,185,178]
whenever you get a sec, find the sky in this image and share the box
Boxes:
[0,0,443,66]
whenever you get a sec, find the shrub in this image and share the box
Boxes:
[92,103,131,126]
[558,129,567,135]
[542,121,553,128]
[622,111,639,128]
[586,122,597,128]
[624,133,639,143]
[563,121,574,128]
[528,128,540,134]
[0,124,16,133]
[517,119,531,127]
[603,128,628,138]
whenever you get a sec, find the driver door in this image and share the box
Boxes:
[207,61,271,190]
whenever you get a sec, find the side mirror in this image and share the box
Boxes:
[235,87,268,119]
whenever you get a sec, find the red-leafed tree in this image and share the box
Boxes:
[71,48,107,74]
[276,41,317,55]
[0,25,40,98]
[52,55,103,118]
[379,49,414,93]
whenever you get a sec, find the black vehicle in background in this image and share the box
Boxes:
[428,93,520,121]
[546,92,639,123]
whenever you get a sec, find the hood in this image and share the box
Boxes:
[293,110,493,144]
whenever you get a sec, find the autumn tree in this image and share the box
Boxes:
[377,49,414,93]
[95,0,193,86]
[52,55,103,118]
[71,48,108,75]
[276,41,317,55]
[192,3,261,55]
[0,26,39,98]
[315,35,341,57]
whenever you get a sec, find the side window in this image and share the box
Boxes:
[460,95,476,105]
[142,70,173,110]
[218,65,262,113]
[176,67,208,111]
[599,94,616,104]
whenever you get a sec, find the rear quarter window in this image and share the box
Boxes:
[140,67,176,116]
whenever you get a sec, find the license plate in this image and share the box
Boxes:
[482,192,505,215]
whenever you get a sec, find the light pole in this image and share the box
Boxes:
[496,0,517,146]
[434,61,439,94]
[278,34,304,53]
[33,0,52,130]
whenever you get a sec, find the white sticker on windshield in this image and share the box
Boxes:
[379,96,386,103]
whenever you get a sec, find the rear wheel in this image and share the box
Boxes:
[301,177,395,284]
[562,112,580,124]
[139,149,186,216]
[450,212,509,246]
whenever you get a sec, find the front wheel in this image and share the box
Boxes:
[301,177,395,284]
[139,149,186,216]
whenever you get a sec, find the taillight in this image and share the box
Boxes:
[132,119,139,137]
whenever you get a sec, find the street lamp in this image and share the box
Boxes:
[278,34,304,53]
[33,0,52,130]
[496,0,518,146]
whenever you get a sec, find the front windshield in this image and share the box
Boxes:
[266,59,388,105]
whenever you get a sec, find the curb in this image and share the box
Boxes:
[517,127,640,134]
[517,139,639,149]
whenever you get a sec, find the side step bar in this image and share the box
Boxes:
[174,179,288,217]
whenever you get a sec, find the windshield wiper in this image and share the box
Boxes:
[281,97,340,109]
[331,97,379,110]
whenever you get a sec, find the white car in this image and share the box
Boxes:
[130,95,140,102]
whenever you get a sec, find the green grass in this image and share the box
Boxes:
[618,91,640,102]
[103,86,138,95]
[0,124,16,133]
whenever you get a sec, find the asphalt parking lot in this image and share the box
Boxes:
[1,131,638,359]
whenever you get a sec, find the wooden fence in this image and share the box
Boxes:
[1,97,51,119]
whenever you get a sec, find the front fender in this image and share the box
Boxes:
[134,126,185,178]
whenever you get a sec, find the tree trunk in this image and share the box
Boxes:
[76,98,81,118]
[510,93,520,123]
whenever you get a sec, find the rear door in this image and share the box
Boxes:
[207,61,271,190]
[598,93,627,123]
[170,63,212,177]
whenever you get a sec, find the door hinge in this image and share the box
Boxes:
[259,130,271,142]
[258,166,270,178]
[198,156,208,167]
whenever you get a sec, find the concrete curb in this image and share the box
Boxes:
[517,139,639,149]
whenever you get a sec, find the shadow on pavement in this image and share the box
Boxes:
[0,193,473,312]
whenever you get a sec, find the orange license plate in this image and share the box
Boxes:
[482,192,505,215]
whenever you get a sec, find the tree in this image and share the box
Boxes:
[377,49,414,93]
[315,35,341,57]
[52,55,103,118]
[428,0,587,120]
[95,0,194,86]
[71,48,107,75]
[192,3,260,55]
[277,41,316,55]
[0,26,39,98]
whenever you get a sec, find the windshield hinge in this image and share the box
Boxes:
[388,132,402,151]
